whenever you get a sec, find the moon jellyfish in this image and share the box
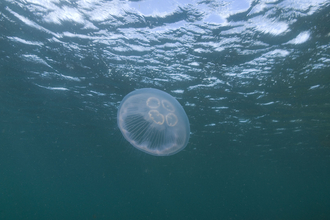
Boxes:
[117,88,190,156]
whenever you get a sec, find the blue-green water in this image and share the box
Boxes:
[1,0,330,219]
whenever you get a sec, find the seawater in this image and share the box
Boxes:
[1,0,330,219]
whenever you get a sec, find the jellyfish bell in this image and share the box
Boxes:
[117,88,190,156]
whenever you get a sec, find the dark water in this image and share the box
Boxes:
[1,0,330,219]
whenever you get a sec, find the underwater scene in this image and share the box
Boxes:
[1,0,330,219]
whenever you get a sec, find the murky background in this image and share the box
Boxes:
[1,0,330,219]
